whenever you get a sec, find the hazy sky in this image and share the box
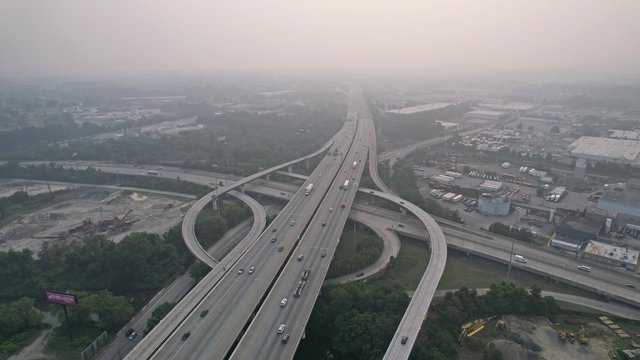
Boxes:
[1,0,639,77]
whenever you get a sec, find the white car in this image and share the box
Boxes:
[277,324,286,334]
[280,298,288,307]
[248,266,255,274]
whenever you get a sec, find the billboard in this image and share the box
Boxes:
[46,291,78,306]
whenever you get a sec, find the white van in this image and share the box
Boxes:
[514,255,526,263]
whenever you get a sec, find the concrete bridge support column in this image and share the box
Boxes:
[288,165,293,173]
[240,185,245,194]
[400,208,407,216]
[211,197,219,211]
[265,174,270,181]
[306,159,310,169]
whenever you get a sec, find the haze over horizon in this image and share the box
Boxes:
[1,0,639,80]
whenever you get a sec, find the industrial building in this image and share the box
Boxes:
[555,216,604,244]
[464,110,507,122]
[569,136,640,164]
[581,240,639,270]
[478,193,510,216]
[597,180,640,218]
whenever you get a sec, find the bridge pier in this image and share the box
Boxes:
[288,165,293,173]
[211,197,219,211]
[265,174,270,181]
[400,208,407,215]
[240,185,245,193]
[306,159,310,169]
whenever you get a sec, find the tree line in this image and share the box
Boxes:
[0,163,211,197]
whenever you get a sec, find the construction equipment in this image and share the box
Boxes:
[568,332,576,344]
[578,325,589,345]
[558,331,567,342]
[495,320,507,331]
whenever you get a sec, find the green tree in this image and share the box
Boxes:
[146,302,176,333]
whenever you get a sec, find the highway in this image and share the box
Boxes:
[37,83,640,359]
[128,118,362,360]
[230,99,372,359]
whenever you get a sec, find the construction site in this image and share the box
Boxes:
[456,315,627,360]
[0,183,190,253]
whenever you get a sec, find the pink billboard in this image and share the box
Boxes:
[46,291,78,305]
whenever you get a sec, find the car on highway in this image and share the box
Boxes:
[578,265,591,272]
[515,255,526,263]
[329,207,334,212]
[277,324,286,334]
[321,251,326,258]
[128,331,137,340]
[368,190,374,194]
[290,220,295,226]
[297,254,304,261]
[398,223,405,228]
[280,298,288,307]
[237,268,244,274]
[400,201,405,205]
[278,245,284,252]
[125,328,134,337]
[248,266,255,274]
[271,236,277,243]
[282,334,290,344]
[200,309,209,317]
[341,203,345,209]
[272,228,277,233]
[181,332,191,341]
[401,336,408,344]
[322,222,326,227]
[625,284,637,289]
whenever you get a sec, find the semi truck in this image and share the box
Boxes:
[304,183,314,196]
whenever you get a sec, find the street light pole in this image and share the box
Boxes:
[507,207,521,278]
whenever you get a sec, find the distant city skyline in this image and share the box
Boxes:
[1,0,639,79]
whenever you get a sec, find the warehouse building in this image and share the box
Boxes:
[569,136,640,164]
[598,180,640,218]
[555,216,604,244]
[581,240,639,270]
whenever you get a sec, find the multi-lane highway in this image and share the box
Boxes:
[230,104,371,359]
[127,118,362,360]
[34,84,640,359]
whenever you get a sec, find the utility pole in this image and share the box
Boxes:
[507,207,521,278]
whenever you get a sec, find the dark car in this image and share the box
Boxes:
[401,336,408,344]
[200,309,209,317]
[181,332,191,341]
[125,328,134,337]
[281,334,290,344]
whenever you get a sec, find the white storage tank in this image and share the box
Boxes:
[478,193,511,216]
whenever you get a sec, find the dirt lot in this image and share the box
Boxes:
[460,315,614,360]
[0,189,190,253]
